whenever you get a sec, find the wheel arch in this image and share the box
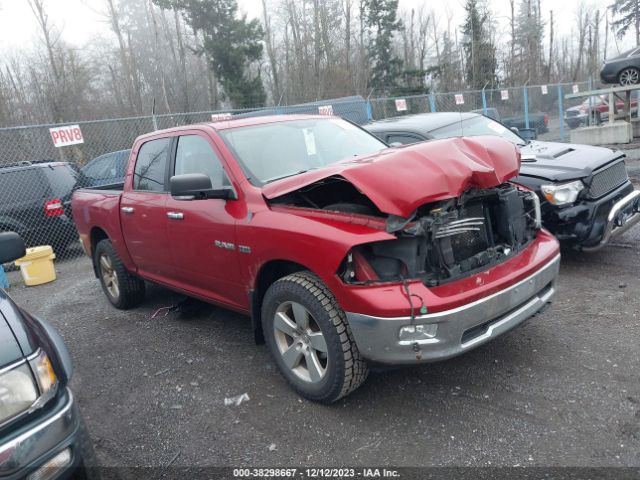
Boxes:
[250,259,314,345]
[89,227,109,277]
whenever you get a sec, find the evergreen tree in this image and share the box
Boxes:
[610,0,640,45]
[461,0,497,89]
[363,0,403,93]
[154,0,265,108]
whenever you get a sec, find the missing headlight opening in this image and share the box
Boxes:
[341,184,541,287]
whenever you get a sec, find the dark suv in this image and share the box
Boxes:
[0,161,79,254]
[0,232,96,478]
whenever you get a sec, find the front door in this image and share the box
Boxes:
[165,133,243,309]
[121,137,172,282]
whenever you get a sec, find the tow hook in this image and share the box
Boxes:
[413,342,422,361]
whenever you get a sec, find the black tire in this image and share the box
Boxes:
[262,271,369,403]
[94,239,145,309]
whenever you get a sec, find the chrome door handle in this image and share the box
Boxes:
[121,207,134,214]
[167,212,184,220]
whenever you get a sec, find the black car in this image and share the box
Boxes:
[0,232,96,479]
[600,46,640,85]
[76,150,130,189]
[364,112,640,251]
[0,161,79,254]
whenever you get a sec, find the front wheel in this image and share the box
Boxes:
[94,239,145,309]
[262,272,369,403]
[618,67,640,86]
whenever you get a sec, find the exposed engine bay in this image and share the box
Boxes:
[270,177,542,286]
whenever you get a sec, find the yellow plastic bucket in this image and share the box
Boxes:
[14,246,56,286]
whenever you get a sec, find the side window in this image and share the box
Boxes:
[174,135,228,188]
[387,134,423,145]
[133,138,170,192]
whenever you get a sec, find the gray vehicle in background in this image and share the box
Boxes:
[600,47,640,85]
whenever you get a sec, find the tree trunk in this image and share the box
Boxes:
[262,0,280,103]
[548,10,554,82]
[174,10,190,112]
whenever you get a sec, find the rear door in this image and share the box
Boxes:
[0,168,48,244]
[165,132,244,308]
[120,137,173,282]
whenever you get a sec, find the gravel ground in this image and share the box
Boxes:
[5,198,640,472]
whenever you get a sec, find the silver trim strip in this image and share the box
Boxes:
[460,283,555,349]
[345,253,560,364]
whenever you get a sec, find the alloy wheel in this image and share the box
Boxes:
[99,254,120,299]
[273,301,328,383]
[619,68,640,85]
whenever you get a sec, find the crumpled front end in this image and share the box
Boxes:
[339,183,542,287]
[264,136,560,364]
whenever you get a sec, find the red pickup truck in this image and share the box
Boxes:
[72,115,560,403]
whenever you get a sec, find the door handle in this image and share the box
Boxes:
[121,207,134,214]
[167,212,184,220]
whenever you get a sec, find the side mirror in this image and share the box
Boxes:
[389,142,403,147]
[510,127,520,134]
[0,232,26,264]
[170,173,236,200]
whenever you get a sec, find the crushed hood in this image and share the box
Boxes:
[262,136,520,218]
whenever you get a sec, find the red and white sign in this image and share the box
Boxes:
[541,85,548,95]
[395,99,408,111]
[572,84,579,94]
[49,125,84,148]
[211,113,232,122]
[318,105,334,116]
[454,94,464,105]
[500,90,509,101]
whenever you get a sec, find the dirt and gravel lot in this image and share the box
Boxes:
[4,173,640,472]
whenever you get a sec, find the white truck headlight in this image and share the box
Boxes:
[541,180,584,206]
[0,351,58,425]
[0,363,38,424]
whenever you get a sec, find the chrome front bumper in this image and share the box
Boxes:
[346,254,560,364]
[0,388,79,477]
[582,190,640,252]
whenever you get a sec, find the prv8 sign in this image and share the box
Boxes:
[50,125,84,147]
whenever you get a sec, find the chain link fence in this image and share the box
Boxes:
[369,81,591,142]
[0,80,592,269]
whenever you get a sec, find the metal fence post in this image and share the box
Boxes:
[429,93,436,112]
[587,77,593,127]
[482,88,488,116]
[557,84,565,141]
[523,85,530,130]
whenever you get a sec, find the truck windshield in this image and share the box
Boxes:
[219,118,387,185]
[430,116,526,147]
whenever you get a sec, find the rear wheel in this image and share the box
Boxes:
[618,67,640,86]
[262,271,369,403]
[94,239,145,309]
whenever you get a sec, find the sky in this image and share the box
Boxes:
[0,0,633,58]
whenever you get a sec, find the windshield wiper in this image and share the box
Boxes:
[264,169,316,184]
